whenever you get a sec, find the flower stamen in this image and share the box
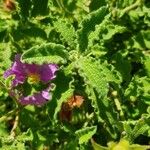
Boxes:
[28,73,40,84]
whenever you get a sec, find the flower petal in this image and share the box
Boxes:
[12,75,26,86]
[24,64,40,74]
[4,54,26,87]
[4,69,13,78]
[40,64,58,82]
[20,89,51,106]
[4,54,58,106]
[11,61,25,75]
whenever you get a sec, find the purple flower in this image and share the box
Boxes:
[20,88,51,106]
[4,54,58,106]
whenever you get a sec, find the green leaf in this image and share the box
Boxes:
[63,140,78,150]
[91,139,108,150]
[47,71,72,119]
[31,0,49,17]
[144,55,150,77]
[129,144,150,150]
[0,123,8,137]
[102,25,126,41]
[88,15,110,49]
[130,118,150,142]
[17,129,33,142]
[75,126,97,144]
[0,19,8,32]
[91,139,150,150]
[123,117,150,143]
[0,43,12,69]
[90,0,106,11]
[53,88,74,121]
[77,6,108,52]
[21,26,47,39]
[77,57,119,135]
[78,57,121,95]
[77,57,108,97]
[129,30,150,50]
[54,19,76,48]
[22,43,69,64]
[99,62,122,84]
[125,76,150,105]
[88,17,126,50]
[112,53,131,83]
[17,0,32,18]
[107,139,130,150]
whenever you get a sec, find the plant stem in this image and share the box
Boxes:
[111,90,125,120]
[10,111,19,138]
[0,107,19,122]
[121,0,142,14]
[114,98,124,120]
[56,0,72,14]
[0,80,7,90]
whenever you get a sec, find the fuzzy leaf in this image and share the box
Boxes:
[144,55,150,77]
[77,57,121,95]
[111,53,131,83]
[31,0,49,16]
[88,18,126,49]
[125,76,150,105]
[77,57,108,97]
[123,117,150,143]
[130,118,150,142]
[0,20,8,32]
[88,15,110,48]
[102,25,126,41]
[75,126,97,144]
[99,62,122,84]
[77,6,108,52]
[54,19,76,48]
[91,139,108,150]
[21,43,68,64]
[77,57,118,137]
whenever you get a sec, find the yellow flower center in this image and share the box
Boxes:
[28,73,40,84]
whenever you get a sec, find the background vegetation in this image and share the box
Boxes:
[0,0,150,149]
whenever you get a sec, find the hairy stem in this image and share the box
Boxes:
[55,0,72,14]
[121,0,143,14]
[114,98,124,120]
[111,91,125,120]
[0,107,19,122]
[10,111,19,138]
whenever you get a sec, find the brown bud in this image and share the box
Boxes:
[67,95,84,109]
[59,103,72,122]
[59,95,84,122]
[4,0,16,11]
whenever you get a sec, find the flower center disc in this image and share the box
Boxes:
[28,73,40,84]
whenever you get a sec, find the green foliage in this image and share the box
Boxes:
[77,57,108,97]
[0,129,33,149]
[75,126,97,144]
[22,43,69,64]
[88,18,127,49]
[144,55,150,77]
[77,57,121,138]
[123,116,150,143]
[54,19,77,48]
[91,139,108,150]
[53,88,74,121]
[77,6,108,52]
[92,139,150,150]
[31,0,49,17]
[0,0,150,149]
